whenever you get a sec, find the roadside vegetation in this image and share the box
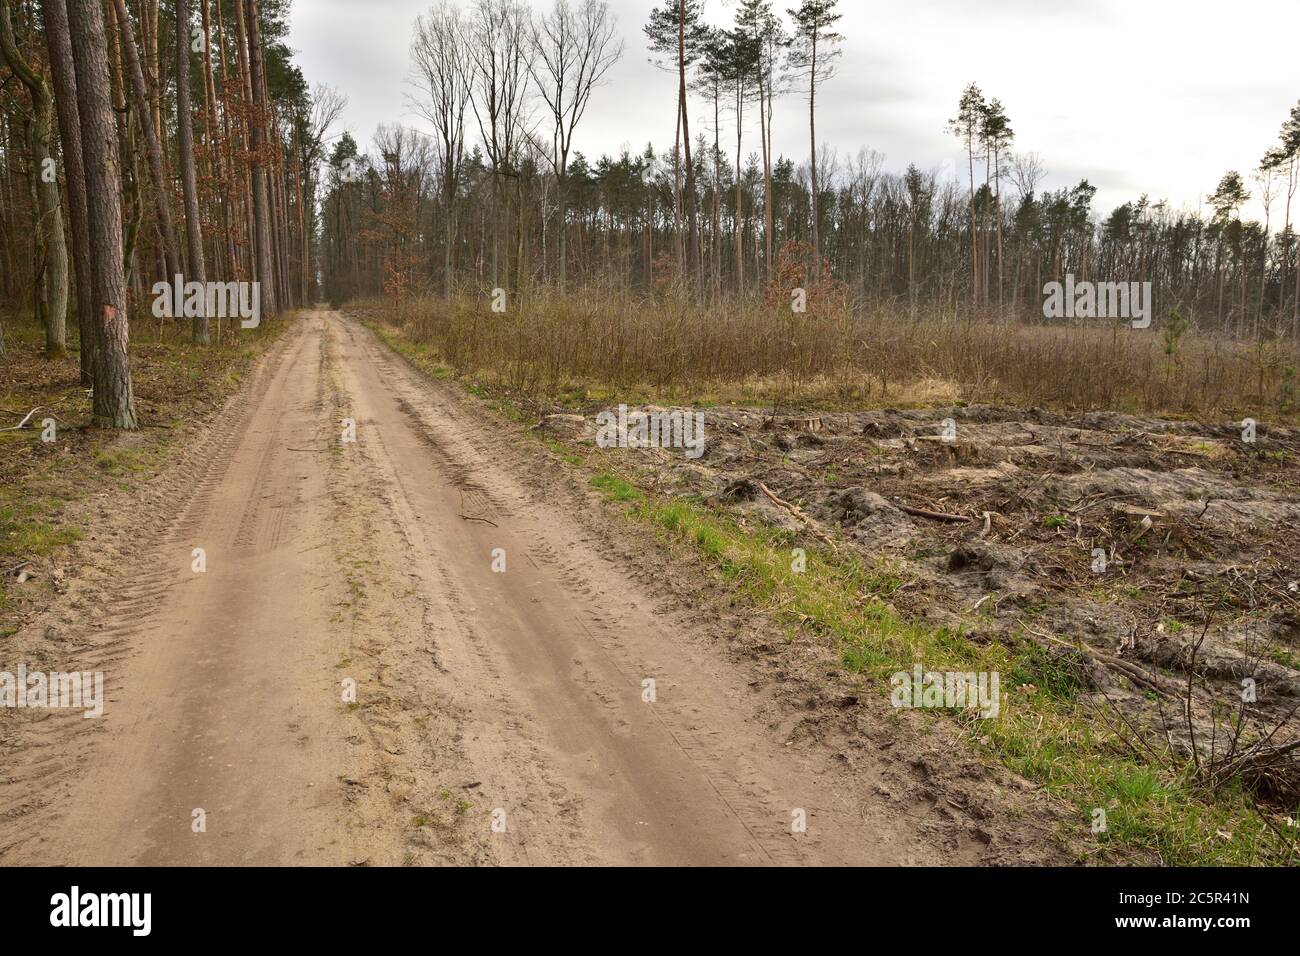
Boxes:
[352,293,1300,421]
[362,300,1300,866]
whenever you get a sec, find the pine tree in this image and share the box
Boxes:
[786,0,842,279]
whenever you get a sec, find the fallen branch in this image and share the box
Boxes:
[896,502,972,523]
[755,480,837,552]
[0,407,42,432]
[458,514,498,527]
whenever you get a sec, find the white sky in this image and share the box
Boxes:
[290,0,1300,219]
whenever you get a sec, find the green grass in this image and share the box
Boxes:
[0,498,82,564]
[589,473,642,503]
[92,447,154,476]
[542,436,583,465]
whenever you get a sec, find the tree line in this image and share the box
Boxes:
[321,0,1300,340]
[0,0,340,426]
[5,0,1298,439]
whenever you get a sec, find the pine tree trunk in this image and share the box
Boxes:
[758,60,773,283]
[109,0,180,282]
[677,0,698,298]
[808,38,819,280]
[244,0,277,316]
[0,3,67,357]
[67,0,137,428]
[712,82,721,303]
[176,0,209,342]
[147,0,162,137]
[734,87,744,296]
[967,140,977,306]
[39,0,93,380]
[994,149,1004,313]
[671,96,682,276]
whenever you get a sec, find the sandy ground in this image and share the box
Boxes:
[0,311,1078,866]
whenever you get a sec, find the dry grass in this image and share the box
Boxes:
[352,291,1300,419]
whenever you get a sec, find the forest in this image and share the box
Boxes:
[317,0,1300,345]
[0,0,340,428]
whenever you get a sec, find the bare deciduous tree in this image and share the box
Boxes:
[299,83,347,303]
[466,0,534,288]
[528,0,622,291]
[410,1,473,299]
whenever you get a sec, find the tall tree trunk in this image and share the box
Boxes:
[734,86,744,296]
[176,0,209,342]
[67,0,137,428]
[146,0,161,137]
[1,1,68,357]
[107,0,143,281]
[676,0,698,297]
[671,98,682,275]
[967,138,977,306]
[244,0,277,316]
[445,176,457,299]
[757,57,773,283]
[981,146,990,307]
[214,0,240,284]
[109,0,180,282]
[273,146,291,306]
[808,37,819,280]
[0,115,13,303]
[1293,209,1300,335]
[200,0,221,276]
[711,80,721,302]
[293,130,309,304]
[39,0,93,381]
[994,147,1004,313]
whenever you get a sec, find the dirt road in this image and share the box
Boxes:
[0,311,1068,866]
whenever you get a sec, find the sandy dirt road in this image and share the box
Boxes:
[0,311,1066,866]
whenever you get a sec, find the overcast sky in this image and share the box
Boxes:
[291,0,1299,219]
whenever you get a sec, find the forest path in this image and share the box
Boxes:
[0,310,929,866]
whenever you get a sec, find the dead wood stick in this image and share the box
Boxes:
[0,407,42,432]
[755,481,837,552]
[896,502,972,523]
